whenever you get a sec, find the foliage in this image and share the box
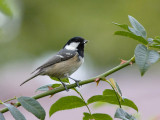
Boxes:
[50,77,69,83]
[35,84,61,92]
[88,89,138,111]
[134,44,159,75]
[49,96,86,116]
[0,112,5,120]
[1,15,160,120]
[115,108,136,120]
[3,103,26,120]
[17,97,46,120]
[114,15,160,76]
[83,112,113,120]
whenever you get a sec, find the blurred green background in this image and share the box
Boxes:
[1,0,160,66]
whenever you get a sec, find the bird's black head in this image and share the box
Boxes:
[64,37,88,57]
[65,37,87,46]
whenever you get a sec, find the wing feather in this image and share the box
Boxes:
[33,49,77,72]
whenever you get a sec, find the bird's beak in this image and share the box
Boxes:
[84,40,88,44]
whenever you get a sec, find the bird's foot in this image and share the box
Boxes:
[58,78,69,92]
[68,77,81,88]
[62,83,69,92]
[74,80,81,88]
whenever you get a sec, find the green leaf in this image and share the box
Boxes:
[103,89,138,111]
[114,108,136,120]
[83,113,113,120]
[153,39,160,44]
[50,77,69,83]
[35,84,61,92]
[83,112,92,120]
[3,103,26,120]
[135,44,159,76]
[128,27,142,36]
[17,96,46,120]
[150,45,160,49]
[108,78,117,90]
[108,78,122,98]
[49,96,85,117]
[112,22,129,31]
[114,31,148,45]
[128,15,147,39]
[36,84,52,92]
[103,89,116,96]
[88,89,138,111]
[155,36,160,39]
[0,112,5,120]
[92,113,113,120]
[51,83,61,88]
[88,95,138,111]
[93,102,107,108]
[116,82,122,96]
[0,0,12,16]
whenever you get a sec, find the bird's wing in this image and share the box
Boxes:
[33,49,77,72]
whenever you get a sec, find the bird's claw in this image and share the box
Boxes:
[68,77,81,88]
[59,79,69,92]
[74,80,81,88]
[62,83,69,92]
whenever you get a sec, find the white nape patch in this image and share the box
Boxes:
[65,42,80,50]
[56,55,64,58]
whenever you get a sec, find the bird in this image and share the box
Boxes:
[20,37,88,91]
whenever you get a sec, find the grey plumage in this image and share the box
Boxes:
[34,49,76,71]
[20,49,77,86]
[20,72,41,86]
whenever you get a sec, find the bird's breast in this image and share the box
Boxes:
[45,54,83,78]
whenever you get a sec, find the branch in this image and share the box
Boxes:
[0,56,135,113]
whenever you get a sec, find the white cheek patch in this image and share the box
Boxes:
[65,42,80,50]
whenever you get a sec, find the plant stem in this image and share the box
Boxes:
[0,56,135,114]
[104,79,122,108]
[3,97,17,103]
[73,88,92,114]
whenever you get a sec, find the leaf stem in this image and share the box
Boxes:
[0,56,135,113]
[3,97,17,103]
[104,79,122,108]
[73,88,92,115]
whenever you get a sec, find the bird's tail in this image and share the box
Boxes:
[20,72,41,86]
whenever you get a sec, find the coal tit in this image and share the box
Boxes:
[20,37,88,91]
